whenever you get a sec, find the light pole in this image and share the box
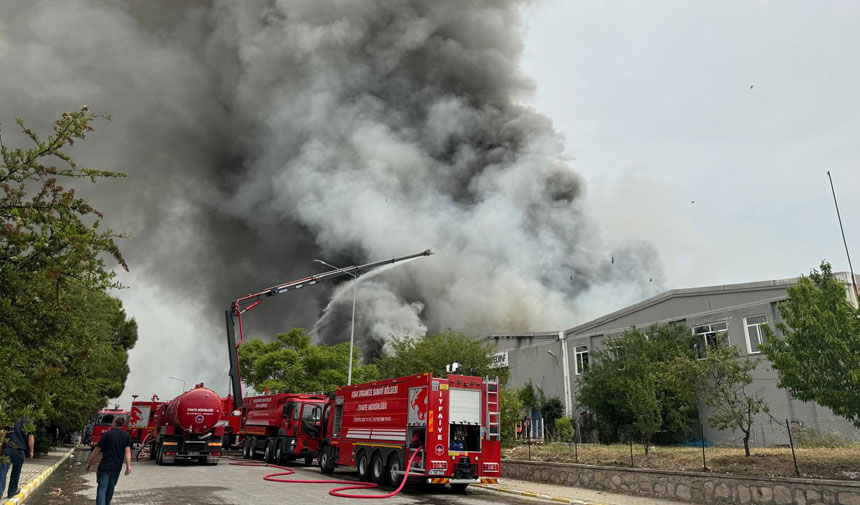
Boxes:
[168,376,186,395]
[315,259,359,385]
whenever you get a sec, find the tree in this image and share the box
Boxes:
[761,261,860,426]
[555,417,575,443]
[499,387,523,448]
[0,108,133,430]
[376,330,509,383]
[238,328,378,395]
[578,323,701,449]
[701,344,768,456]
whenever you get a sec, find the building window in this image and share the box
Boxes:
[744,315,767,354]
[574,346,589,375]
[693,321,728,359]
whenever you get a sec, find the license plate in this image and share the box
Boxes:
[186,451,199,456]
[429,469,445,476]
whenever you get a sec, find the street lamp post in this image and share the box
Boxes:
[168,376,186,395]
[315,259,359,385]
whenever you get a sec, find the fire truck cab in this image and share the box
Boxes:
[240,393,327,465]
[89,410,129,448]
[317,373,501,491]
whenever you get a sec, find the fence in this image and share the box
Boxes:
[507,418,860,480]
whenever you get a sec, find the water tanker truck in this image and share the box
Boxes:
[150,383,225,465]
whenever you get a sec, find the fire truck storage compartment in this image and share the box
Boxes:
[449,388,481,452]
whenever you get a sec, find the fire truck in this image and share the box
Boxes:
[316,373,501,491]
[239,392,328,464]
[217,395,243,449]
[128,395,163,446]
[150,384,225,465]
[88,409,129,447]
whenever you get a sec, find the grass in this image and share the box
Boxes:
[504,443,860,481]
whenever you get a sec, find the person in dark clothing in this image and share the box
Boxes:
[1,418,35,499]
[85,417,131,505]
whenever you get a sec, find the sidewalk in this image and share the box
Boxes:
[476,478,683,505]
[3,446,76,505]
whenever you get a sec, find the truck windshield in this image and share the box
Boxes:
[96,413,127,426]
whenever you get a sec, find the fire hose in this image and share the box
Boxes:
[135,432,154,461]
[230,446,424,499]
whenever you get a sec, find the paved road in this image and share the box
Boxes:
[27,449,540,505]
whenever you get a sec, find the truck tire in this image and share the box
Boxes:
[319,447,335,474]
[356,451,371,482]
[451,483,469,493]
[371,452,387,485]
[264,439,274,464]
[242,438,252,459]
[155,446,164,465]
[274,440,284,465]
[387,452,404,488]
[304,454,314,466]
[221,433,231,449]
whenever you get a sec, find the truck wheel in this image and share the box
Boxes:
[451,483,469,493]
[356,451,371,482]
[304,454,314,466]
[155,446,164,465]
[371,452,387,485]
[387,452,404,488]
[221,433,231,449]
[264,439,274,464]
[274,440,283,465]
[249,437,259,459]
[319,448,335,474]
[242,438,252,459]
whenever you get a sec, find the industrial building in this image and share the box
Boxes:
[484,272,860,446]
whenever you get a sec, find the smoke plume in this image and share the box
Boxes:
[0,0,662,399]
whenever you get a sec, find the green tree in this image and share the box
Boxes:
[518,380,539,410]
[238,328,378,395]
[555,416,575,443]
[761,261,860,426]
[578,323,700,449]
[0,108,133,431]
[500,387,523,448]
[376,330,509,383]
[701,344,768,456]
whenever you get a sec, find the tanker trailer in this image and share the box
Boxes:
[150,383,225,465]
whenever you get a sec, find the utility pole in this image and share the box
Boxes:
[827,171,859,302]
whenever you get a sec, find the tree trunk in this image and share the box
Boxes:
[743,431,751,456]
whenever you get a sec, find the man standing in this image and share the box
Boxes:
[1,418,35,499]
[85,417,131,505]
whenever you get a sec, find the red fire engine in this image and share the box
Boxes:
[217,395,243,449]
[128,395,163,446]
[239,392,328,465]
[317,373,501,491]
[150,384,225,465]
[89,409,129,447]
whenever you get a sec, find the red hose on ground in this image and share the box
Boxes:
[230,447,424,499]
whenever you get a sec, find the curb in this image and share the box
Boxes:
[474,483,599,505]
[3,446,76,505]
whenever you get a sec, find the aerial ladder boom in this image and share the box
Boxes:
[225,249,433,411]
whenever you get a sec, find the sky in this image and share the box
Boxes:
[519,0,860,288]
[2,1,859,406]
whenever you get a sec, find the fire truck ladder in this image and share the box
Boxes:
[225,249,434,411]
[486,378,500,441]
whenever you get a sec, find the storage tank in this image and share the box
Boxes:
[163,385,222,434]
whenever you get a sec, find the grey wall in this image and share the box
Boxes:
[490,276,860,445]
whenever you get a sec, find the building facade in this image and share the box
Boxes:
[485,272,860,446]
